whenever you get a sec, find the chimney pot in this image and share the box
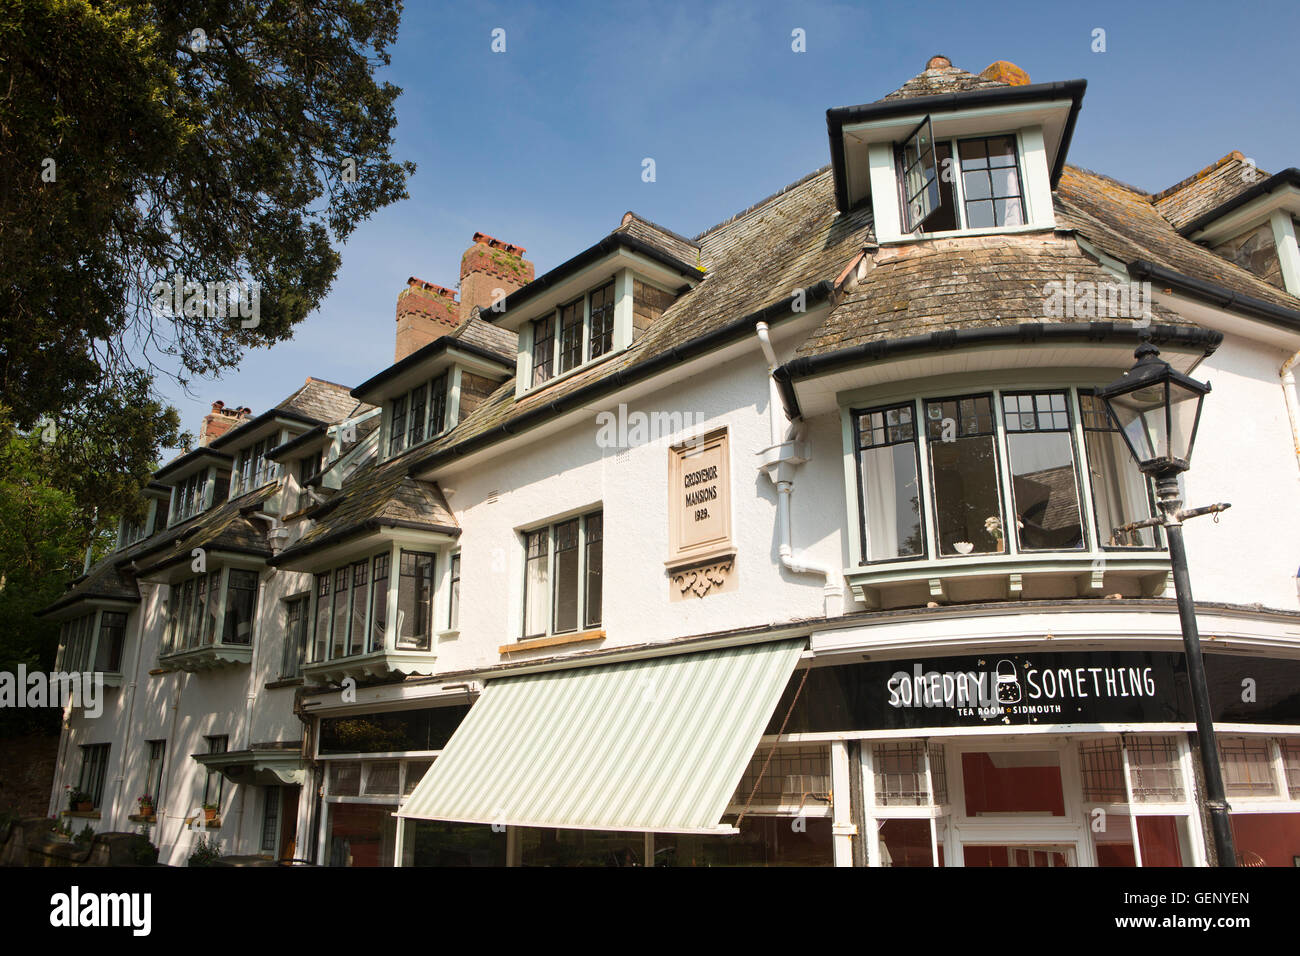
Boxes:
[459,231,534,323]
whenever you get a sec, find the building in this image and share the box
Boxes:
[40,56,1300,867]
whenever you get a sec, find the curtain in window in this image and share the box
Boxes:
[1081,393,1155,547]
[857,405,923,562]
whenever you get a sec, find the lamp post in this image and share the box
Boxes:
[1097,342,1236,867]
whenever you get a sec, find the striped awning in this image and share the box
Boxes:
[397,638,805,834]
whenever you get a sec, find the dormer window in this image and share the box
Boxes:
[171,470,208,524]
[528,279,618,388]
[232,438,279,496]
[387,373,450,458]
[898,123,1026,236]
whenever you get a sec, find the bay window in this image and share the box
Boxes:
[58,610,127,674]
[521,510,603,639]
[162,567,260,655]
[310,549,436,661]
[853,386,1160,565]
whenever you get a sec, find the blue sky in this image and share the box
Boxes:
[157,0,1299,453]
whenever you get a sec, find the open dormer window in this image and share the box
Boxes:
[898,130,1025,235]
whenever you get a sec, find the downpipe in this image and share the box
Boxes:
[756,322,843,617]
[1281,350,1300,472]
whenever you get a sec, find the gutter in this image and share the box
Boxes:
[1126,259,1300,333]
[773,321,1222,419]
[268,517,461,568]
[406,281,835,477]
[485,232,704,324]
[826,79,1088,210]
[1178,168,1300,238]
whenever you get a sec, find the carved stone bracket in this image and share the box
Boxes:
[670,558,735,600]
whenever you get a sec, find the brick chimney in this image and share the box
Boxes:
[200,401,250,446]
[395,277,461,361]
[459,232,534,320]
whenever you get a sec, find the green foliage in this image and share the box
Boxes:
[0,0,414,517]
[74,822,95,844]
[188,834,222,867]
[130,833,160,866]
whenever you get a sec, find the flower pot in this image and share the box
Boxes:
[75,802,93,812]
[203,808,218,822]
[996,540,1005,553]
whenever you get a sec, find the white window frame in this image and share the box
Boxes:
[385,373,451,460]
[519,509,603,641]
[309,546,437,662]
[525,277,624,391]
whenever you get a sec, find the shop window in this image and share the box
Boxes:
[328,803,398,867]
[1219,737,1279,797]
[329,761,361,797]
[401,820,505,867]
[363,762,400,797]
[1230,812,1300,867]
[1127,735,1185,803]
[1281,737,1300,799]
[873,742,931,807]
[964,845,1071,867]
[877,819,940,867]
[961,750,1065,816]
[653,817,834,867]
[733,745,831,810]
[1091,807,1136,866]
[1079,737,1126,802]
[1001,391,1084,551]
[403,760,433,796]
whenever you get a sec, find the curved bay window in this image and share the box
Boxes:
[853,386,1159,566]
[310,549,436,663]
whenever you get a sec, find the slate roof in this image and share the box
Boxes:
[38,549,141,616]
[133,484,279,575]
[446,315,518,362]
[794,231,1190,359]
[272,454,458,565]
[881,61,1010,101]
[616,212,701,267]
[1151,153,1262,231]
[277,377,363,424]
[1056,166,1300,314]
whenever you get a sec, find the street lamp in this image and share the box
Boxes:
[1097,341,1236,867]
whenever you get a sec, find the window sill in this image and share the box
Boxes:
[265,677,305,690]
[436,628,460,641]
[302,648,438,685]
[500,629,606,656]
[523,348,623,398]
[158,643,253,673]
[128,813,158,824]
[845,552,1172,610]
[62,810,101,819]
[879,223,1053,245]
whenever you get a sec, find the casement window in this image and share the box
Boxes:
[163,568,259,654]
[296,451,323,512]
[203,735,227,807]
[387,374,451,459]
[528,281,620,388]
[309,549,434,661]
[853,387,1159,565]
[58,610,127,674]
[281,596,309,678]
[521,510,603,639]
[447,552,460,631]
[897,122,1026,235]
[171,470,208,524]
[233,438,279,495]
[78,744,110,809]
[145,740,166,808]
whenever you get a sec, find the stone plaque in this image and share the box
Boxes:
[667,428,733,570]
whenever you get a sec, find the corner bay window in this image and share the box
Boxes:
[529,280,618,388]
[164,568,260,654]
[522,511,602,639]
[58,610,127,673]
[311,549,434,661]
[853,387,1157,564]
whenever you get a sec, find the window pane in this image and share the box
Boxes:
[958,137,1023,227]
[331,567,350,657]
[584,515,602,629]
[558,298,583,374]
[873,742,928,807]
[428,373,448,436]
[206,571,221,644]
[223,569,259,645]
[856,404,923,561]
[95,611,127,672]
[448,552,461,630]
[407,384,426,447]
[588,282,616,360]
[397,551,434,651]
[349,561,368,656]
[261,787,280,853]
[926,395,1003,555]
[370,553,389,652]
[523,530,549,638]
[1080,392,1156,547]
[1002,392,1084,551]
[532,316,553,384]
[178,580,194,649]
[965,199,995,228]
[1078,737,1126,802]
[283,597,305,678]
[996,198,1024,226]
[879,819,936,867]
[961,751,1065,815]
[313,574,330,662]
[962,169,992,200]
[389,396,406,457]
[1127,735,1185,802]
[1219,737,1278,797]
[552,519,579,633]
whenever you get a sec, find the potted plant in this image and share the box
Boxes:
[984,516,1005,552]
[188,834,222,867]
[202,802,220,823]
[66,787,93,813]
[136,794,155,819]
